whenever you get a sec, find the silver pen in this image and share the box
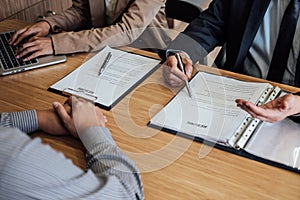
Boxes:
[175,53,193,98]
[98,52,112,76]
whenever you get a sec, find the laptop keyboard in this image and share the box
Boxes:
[0,31,38,70]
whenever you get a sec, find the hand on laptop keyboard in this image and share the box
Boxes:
[0,31,38,69]
[9,21,53,61]
[15,37,54,61]
[9,21,50,46]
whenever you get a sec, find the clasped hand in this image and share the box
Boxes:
[37,96,107,138]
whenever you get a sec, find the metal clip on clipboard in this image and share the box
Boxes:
[62,87,98,102]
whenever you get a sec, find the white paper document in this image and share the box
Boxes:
[50,46,160,109]
[149,71,300,171]
[150,71,272,143]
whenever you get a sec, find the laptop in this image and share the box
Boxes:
[0,30,67,76]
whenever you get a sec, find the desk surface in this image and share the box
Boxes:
[1,20,299,200]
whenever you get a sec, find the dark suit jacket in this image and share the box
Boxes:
[184,0,271,72]
[171,0,300,121]
[166,0,300,86]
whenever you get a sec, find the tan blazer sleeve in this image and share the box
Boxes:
[49,0,168,54]
[44,0,91,32]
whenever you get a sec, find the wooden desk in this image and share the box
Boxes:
[1,20,299,200]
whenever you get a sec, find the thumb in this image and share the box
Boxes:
[53,102,70,120]
[53,102,78,138]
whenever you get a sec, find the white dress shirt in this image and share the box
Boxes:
[244,0,300,85]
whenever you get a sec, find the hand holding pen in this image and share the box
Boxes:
[175,53,193,98]
[162,52,193,89]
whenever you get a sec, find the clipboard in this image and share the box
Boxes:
[48,46,161,110]
[148,71,300,174]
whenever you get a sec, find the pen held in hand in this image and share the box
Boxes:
[175,53,193,98]
[98,52,112,76]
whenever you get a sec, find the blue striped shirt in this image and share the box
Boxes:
[0,110,143,200]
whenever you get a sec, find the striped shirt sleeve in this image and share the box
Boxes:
[80,126,144,200]
[0,110,38,133]
[0,111,143,199]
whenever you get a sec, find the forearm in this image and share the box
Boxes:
[51,0,166,54]
[80,126,143,200]
[0,109,143,199]
[0,125,128,200]
[169,0,228,62]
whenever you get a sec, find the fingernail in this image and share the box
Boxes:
[53,102,59,108]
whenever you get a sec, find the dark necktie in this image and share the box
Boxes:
[266,0,300,83]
